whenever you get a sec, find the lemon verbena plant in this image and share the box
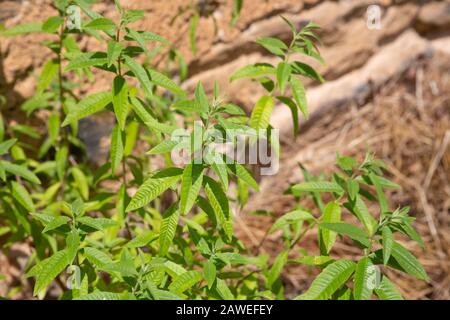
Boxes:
[0,0,426,300]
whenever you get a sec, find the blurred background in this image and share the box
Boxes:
[0,0,449,299]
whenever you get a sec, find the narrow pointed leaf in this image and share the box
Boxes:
[382,226,393,265]
[11,181,34,212]
[390,241,428,280]
[250,95,274,129]
[159,204,180,256]
[374,276,403,300]
[112,75,129,130]
[319,202,341,253]
[296,260,356,300]
[320,223,370,247]
[353,257,374,300]
[110,125,123,175]
[62,92,112,126]
[33,250,69,295]
[168,270,202,294]
[290,77,308,119]
[126,168,182,211]
[180,164,204,215]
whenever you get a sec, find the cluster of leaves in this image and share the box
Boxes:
[267,153,428,300]
[230,18,324,135]
[0,0,426,300]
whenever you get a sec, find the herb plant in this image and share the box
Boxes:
[0,1,426,300]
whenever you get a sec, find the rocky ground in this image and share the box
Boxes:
[1,0,449,299]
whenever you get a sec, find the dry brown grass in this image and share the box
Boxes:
[237,52,450,299]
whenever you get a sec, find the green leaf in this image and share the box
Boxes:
[390,241,428,280]
[42,16,63,33]
[110,125,124,176]
[337,154,358,171]
[227,163,259,191]
[290,77,308,119]
[319,202,341,254]
[77,216,117,231]
[75,291,134,300]
[126,232,158,248]
[215,278,234,299]
[130,97,177,135]
[250,95,274,129]
[147,140,179,155]
[334,286,352,300]
[124,121,139,156]
[374,276,403,300]
[382,226,393,265]
[256,37,287,56]
[294,255,333,266]
[369,172,389,214]
[48,114,60,143]
[211,163,229,191]
[11,181,34,212]
[37,60,59,95]
[291,61,324,83]
[349,195,377,236]
[395,221,424,248]
[55,145,68,181]
[270,210,314,233]
[62,92,112,126]
[159,204,180,256]
[125,31,169,44]
[147,68,184,96]
[71,167,89,200]
[0,139,17,155]
[204,177,233,241]
[21,94,53,115]
[169,270,202,294]
[276,96,299,135]
[347,179,359,200]
[353,257,374,300]
[0,22,43,36]
[126,168,182,211]
[189,12,199,55]
[0,161,41,184]
[291,181,343,193]
[267,250,288,287]
[112,75,129,130]
[320,223,371,247]
[42,216,70,233]
[204,260,216,289]
[276,62,291,94]
[107,40,123,67]
[65,52,108,71]
[34,250,69,295]
[296,260,356,300]
[66,230,80,263]
[124,56,153,99]
[231,0,243,26]
[125,28,148,52]
[85,18,116,32]
[230,64,276,82]
[12,124,40,139]
[172,99,201,113]
[83,247,113,268]
[194,82,209,113]
[180,163,204,215]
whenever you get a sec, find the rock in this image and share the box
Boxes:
[417,1,450,33]
[78,116,115,165]
[432,36,450,55]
